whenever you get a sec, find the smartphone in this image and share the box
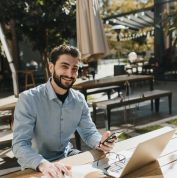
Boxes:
[101,131,123,144]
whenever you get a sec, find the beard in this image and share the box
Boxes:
[53,71,76,90]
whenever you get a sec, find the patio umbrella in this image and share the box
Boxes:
[76,0,110,61]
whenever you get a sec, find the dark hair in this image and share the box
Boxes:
[49,44,81,64]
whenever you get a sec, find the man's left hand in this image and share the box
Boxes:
[96,131,115,152]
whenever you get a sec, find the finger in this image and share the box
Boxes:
[60,166,71,176]
[100,131,111,143]
[65,165,72,170]
[57,163,72,171]
[43,170,54,178]
[62,165,72,176]
[99,143,114,152]
[48,170,58,178]
[56,172,65,178]
[55,163,71,176]
[103,141,115,148]
[43,170,57,178]
[45,173,52,178]
[46,166,59,178]
[98,144,109,152]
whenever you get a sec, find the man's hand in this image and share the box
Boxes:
[38,160,71,178]
[96,131,116,152]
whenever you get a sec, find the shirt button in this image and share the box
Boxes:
[61,118,63,121]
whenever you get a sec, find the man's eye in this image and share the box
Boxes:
[62,65,68,69]
[73,68,78,72]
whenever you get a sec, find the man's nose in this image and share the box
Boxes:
[66,69,73,78]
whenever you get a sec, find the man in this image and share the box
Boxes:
[12,44,115,178]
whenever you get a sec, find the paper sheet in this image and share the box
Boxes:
[65,164,103,178]
[40,164,103,178]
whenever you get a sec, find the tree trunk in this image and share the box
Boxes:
[41,28,50,81]
[154,0,165,66]
[9,19,20,71]
[42,49,50,81]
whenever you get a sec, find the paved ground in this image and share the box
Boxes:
[1,79,177,176]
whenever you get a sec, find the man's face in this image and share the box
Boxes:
[49,54,79,90]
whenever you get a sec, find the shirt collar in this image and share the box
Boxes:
[46,78,74,103]
[46,78,58,100]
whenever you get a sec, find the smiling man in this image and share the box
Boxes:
[12,44,115,178]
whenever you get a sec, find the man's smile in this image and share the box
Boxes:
[61,76,74,82]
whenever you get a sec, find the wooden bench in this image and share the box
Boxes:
[92,90,172,130]
[85,85,121,100]
[0,96,18,129]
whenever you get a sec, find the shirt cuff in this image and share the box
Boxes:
[35,158,48,171]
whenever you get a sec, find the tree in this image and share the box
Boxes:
[0,0,76,80]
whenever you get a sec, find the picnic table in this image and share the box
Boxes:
[73,74,154,97]
[2,126,177,178]
[0,95,18,110]
[0,95,18,128]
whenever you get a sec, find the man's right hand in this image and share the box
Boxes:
[38,160,71,178]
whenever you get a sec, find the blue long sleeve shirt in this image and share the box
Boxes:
[12,79,101,170]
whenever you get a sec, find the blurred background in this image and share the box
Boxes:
[0,0,176,94]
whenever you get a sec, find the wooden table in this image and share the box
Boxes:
[73,74,154,97]
[0,96,18,109]
[2,126,177,178]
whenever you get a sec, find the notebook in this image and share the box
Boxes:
[97,127,176,177]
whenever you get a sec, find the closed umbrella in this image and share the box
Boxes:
[76,0,110,61]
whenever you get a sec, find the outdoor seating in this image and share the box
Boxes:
[0,96,18,129]
[92,90,172,130]
[74,74,154,97]
[0,110,13,129]
[86,85,121,100]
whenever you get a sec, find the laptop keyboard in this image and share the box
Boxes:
[108,161,125,172]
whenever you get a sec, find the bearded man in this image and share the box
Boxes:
[12,44,115,178]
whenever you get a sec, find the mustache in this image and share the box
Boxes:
[60,75,75,80]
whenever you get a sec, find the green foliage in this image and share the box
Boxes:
[118,132,131,141]
[0,0,26,22]
[166,119,177,126]
[135,125,162,134]
[0,0,76,53]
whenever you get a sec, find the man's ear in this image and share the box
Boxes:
[48,62,54,74]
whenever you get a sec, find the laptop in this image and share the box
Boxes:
[95,127,176,178]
